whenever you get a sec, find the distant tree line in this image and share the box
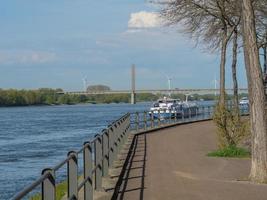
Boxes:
[0,89,157,106]
[0,88,232,107]
[86,85,111,92]
[0,88,64,106]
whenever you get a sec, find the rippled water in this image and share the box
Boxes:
[0,103,151,199]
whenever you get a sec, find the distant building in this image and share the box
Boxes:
[86,85,111,93]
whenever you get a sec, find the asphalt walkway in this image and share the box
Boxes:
[110,121,267,200]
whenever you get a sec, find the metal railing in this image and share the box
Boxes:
[130,105,215,133]
[12,104,249,200]
[12,113,131,200]
[130,104,249,133]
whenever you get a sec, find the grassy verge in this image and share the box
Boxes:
[207,146,250,158]
[29,180,67,200]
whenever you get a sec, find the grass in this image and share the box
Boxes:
[29,180,67,200]
[207,145,250,158]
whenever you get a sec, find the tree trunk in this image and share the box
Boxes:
[241,0,267,183]
[219,30,227,107]
[264,45,267,95]
[264,45,267,75]
[231,30,239,114]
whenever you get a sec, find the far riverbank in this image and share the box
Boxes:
[0,88,247,107]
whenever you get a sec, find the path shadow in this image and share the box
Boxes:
[111,134,147,200]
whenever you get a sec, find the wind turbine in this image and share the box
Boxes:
[82,76,88,92]
[165,74,173,97]
[211,74,218,97]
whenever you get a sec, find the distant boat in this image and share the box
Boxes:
[239,97,249,106]
[149,96,198,120]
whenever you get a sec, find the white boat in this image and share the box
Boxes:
[239,97,249,106]
[149,96,198,119]
[149,97,181,119]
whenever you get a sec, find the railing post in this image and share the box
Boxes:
[83,142,93,200]
[102,130,109,178]
[127,114,131,136]
[189,108,192,121]
[94,136,102,191]
[195,106,198,120]
[67,151,78,200]
[124,115,129,143]
[163,110,166,125]
[158,111,161,127]
[117,121,122,151]
[169,111,172,124]
[151,111,154,128]
[125,115,129,138]
[182,109,185,122]
[135,112,139,132]
[42,168,55,200]
[174,110,177,123]
[114,123,119,160]
[108,125,114,167]
[163,110,168,125]
[144,111,147,130]
[120,120,124,149]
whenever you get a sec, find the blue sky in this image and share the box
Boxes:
[0,0,248,91]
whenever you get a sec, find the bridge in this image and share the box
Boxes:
[62,65,248,104]
[63,88,248,96]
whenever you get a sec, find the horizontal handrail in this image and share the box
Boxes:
[52,154,74,172]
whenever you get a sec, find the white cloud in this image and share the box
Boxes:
[0,50,56,64]
[128,11,163,29]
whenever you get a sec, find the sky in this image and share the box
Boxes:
[0,0,248,91]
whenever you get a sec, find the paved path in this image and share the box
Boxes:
[111,121,267,200]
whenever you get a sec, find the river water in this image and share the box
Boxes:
[0,101,214,199]
[0,103,153,199]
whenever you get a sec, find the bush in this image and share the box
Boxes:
[213,103,249,149]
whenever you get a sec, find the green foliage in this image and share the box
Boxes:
[136,93,158,102]
[0,88,246,107]
[29,180,67,200]
[213,104,231,148]
[213,103,250,149]
[0,89,132,106]
[86,84,111,92]
[207,145,250,158]
[85,94,130,104]
[170,93,186,100]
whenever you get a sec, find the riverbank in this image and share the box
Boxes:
[0,88,157,106]
[0,88,247,107]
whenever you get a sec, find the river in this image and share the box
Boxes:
[0,101,214,199]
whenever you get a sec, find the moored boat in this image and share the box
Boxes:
[149,96,199,120]
[239,97,249,106]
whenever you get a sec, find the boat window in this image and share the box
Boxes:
[166,100,174,103]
